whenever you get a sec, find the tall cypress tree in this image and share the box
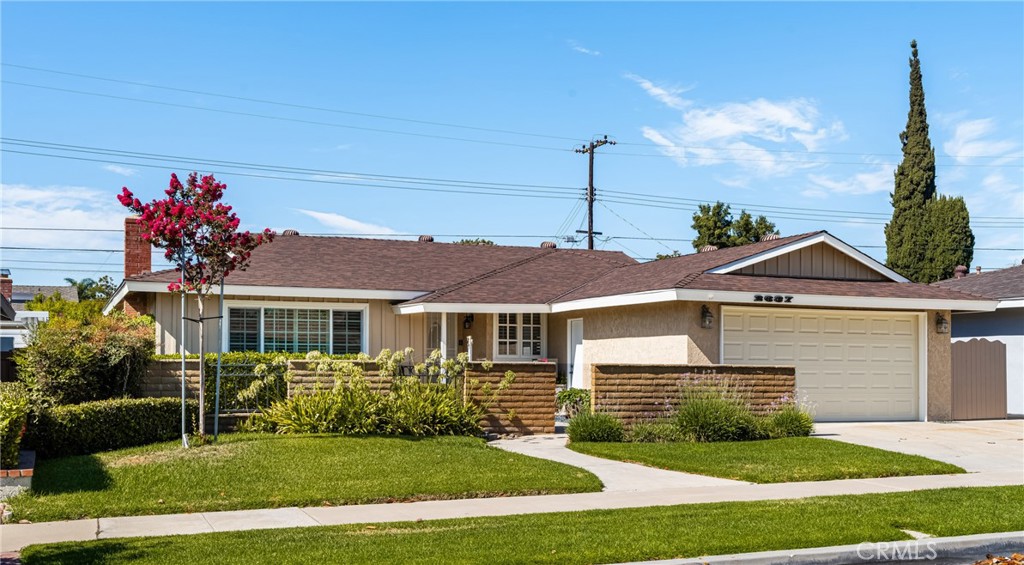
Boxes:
[922,196,975,283]
[885,40,938,281]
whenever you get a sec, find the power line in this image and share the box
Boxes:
[1,63,588,144]
[6,81,1021,169]
[5,63,1019,163]
[3,139,1020,228]
[598,201,675,253]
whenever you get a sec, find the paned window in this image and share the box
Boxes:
[225,306,364,354]
[496,313,544,358]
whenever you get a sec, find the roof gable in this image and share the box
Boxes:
[706,233,907,282]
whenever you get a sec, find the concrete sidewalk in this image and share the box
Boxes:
[2,468,1020,552]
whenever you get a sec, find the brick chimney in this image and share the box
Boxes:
[124,216,151,278]
[0,269,12,302]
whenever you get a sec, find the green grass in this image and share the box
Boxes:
[569,437,964,483]
[20,486,1024,565]
[8,434,601,522]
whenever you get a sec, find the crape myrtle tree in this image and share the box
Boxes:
[118,172,274,439]
[885,40,974,282]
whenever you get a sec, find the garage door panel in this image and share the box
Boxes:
[722,307,919,422]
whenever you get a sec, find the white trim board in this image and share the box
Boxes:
[551,287,997,314]
[103,280,425,315]
[706,233,910,283]
[394,302,552,315]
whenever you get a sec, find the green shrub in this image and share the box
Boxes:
[0,383,31,467]
[628,420,684,443]
[23,398,198,458]
[765,404,815,438]
[567,412,624,443]
[675,378,759,443]
[383,379,481,436]
[24,293,105,323]
[16,313,154,405]
[556,388,591,419]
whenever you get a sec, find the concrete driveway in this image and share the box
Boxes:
[813,420,1024,473]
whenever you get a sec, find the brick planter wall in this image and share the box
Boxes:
[143,359,556,435]
[591,364,796,426]
[469,362,556,435]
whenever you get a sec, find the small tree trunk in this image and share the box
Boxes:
[196,295,206,439]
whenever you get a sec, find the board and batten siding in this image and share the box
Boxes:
[151,293,428,356]
[736,242,886,281]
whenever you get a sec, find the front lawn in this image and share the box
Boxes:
[21,486,1023,565]
[569,437,963,482]
[8,434,602,522]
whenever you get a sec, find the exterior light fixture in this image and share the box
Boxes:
[935,313,949,334]
[463,314,474,330]
[700,305,714,329]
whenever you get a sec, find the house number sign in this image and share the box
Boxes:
[754,294,793,303]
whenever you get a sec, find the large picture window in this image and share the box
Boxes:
[226,305,365,354]
[496,313,544,359]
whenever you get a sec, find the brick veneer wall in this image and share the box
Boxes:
[468,362,555,435]
[591,364,796,426]
[143,359,556,435]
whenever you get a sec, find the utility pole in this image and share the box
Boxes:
[575,135,616,250]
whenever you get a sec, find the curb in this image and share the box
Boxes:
[618,531,1024,565]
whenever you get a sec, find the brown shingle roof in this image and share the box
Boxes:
[129,235,635,297]
[555,232,823,302]
[933,264,1024,300]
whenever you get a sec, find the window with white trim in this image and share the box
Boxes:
[226,306,365,354]
[496,313,544,358]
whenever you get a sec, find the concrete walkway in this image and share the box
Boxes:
[490,434,743,491]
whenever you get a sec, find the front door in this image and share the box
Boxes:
[568,318,584,389]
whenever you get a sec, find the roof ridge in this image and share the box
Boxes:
[673,272,703,288]
[413,249,559,303]
[545,262,634,304]
[556,247,637,267]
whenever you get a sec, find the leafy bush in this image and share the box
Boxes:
[764,404,815,438]
[628,420,684,443]
[24,293,105,323]
[23,398,199,458]
[556,388,591,419]
[244,349,511,437]
[567,412,624,443]
[0,383,30,467]
[675,378,758,443]
[16,313,154,405]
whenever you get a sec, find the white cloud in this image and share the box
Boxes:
[805,163,893,196]
[943,118,1019,164]
[567,40,600,56]
[0,183,127,253]
[631,86,846,178]
[293,209,395,235]
[624,73,691,110]
[102,164,137,177]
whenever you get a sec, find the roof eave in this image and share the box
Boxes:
[551,287,998,313]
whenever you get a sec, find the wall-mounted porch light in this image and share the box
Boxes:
[463,314,474,330]
[935,312,949,334]
[700,305,714,329]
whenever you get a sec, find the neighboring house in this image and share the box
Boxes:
[105,218,996,422]
[935,264,1024,418]
[0,271,50,350]
[9,283,78,311]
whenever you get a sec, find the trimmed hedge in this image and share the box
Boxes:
[0,383,30,468]
[567,412,625,443]
[24,398,198,458]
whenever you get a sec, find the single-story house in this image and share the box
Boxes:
[935,264,1024,418]
[0,271,51,351]
[105,217,996,421]
[9,283,79,311]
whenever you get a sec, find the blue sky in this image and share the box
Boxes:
[2,2,1022,286]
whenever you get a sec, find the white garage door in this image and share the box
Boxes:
[722,307,920,421]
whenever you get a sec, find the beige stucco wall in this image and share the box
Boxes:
[559,301,717,388]
[150,293,428,357]
[926,309,953,421]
